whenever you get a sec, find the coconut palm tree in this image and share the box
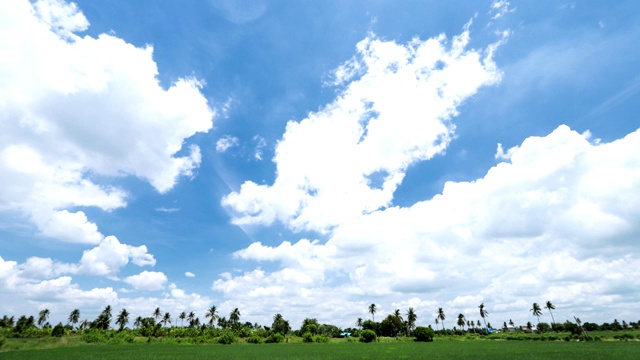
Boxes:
[369,304,377,322]
[545,301,556,327]
[153,307,162,322]
[356,317,363,330]
[478,303,489,330]
[406,307,417,336]
[229,308,241,327]
[437,308,446,331]
[179,311,186,327]
[205,305,218,328]
[162,312,171,327]
[188,311,196,327]
[116,308,129,331]
[530,302,542,325]
[37,308,50,328]
[68,309,80,329]
[457,314,466,330]
[134,316,143,329]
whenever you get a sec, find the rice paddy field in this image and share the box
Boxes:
[1,340,639,360]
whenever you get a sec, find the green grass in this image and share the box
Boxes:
[1,341,639,360]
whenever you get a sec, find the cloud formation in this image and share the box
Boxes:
[216,124,640,326]
[223,26,504,232]
[0,0,214,244]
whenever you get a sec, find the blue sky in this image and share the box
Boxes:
[1,0,640,329]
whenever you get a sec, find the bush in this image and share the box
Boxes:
[314,335,329,343]
[265,333,284,343]
[302,332,314,343]
[217,330,236,345]
[413,326,435,342]
[51,323,65,337]
[246,335,262,344]
[0,337,5,349]
[359,329,377,343]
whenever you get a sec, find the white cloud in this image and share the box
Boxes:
[490,1,514,20]
[124,271,168,291]
[0,0,214,243]
[252,135,266,160]
[215,125,640,326]
[77,236,155,276]
[223,27,503,232]
[185,272,195,278]
[216,135,239,153]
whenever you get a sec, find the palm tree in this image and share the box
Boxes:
[188,311,195,327]
[356,317,363,330]
[38,308,50,328]
[457,313,466,330]
[509,319,514,327]
[369,304,377,322]
[435,318,439,328]
[545,301,556,328]
[406,308,417,336]
[178,311,186,327]
[205,305,219,328]
[230,308,241,326]
[116,308,129,331]
[162,312,171,327]
[134,316,143,329]
[68,309,80,329]
[530,302,542,325]
[153,307,162,322]
[479,303,489,330]
[437,308,446,331]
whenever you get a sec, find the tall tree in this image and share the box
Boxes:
[457,313,466,330]
[205,305,219,328]
[356,317,363,330]
[116,308,129,331]
[38,308,50,328]
[530,302,542,325]
[545,301,556,327]
[68,309,80,329]
[162,312,171,327]
[188,311,196,328]
[153,307,162,322]
[229,308,241,327]
[271,313,291,335]
[406,307,417,336]
[369,304,377,322]
[179,311,187,328]
[479,303,489,330]
[134,316,143,329]
[437,308,446,331]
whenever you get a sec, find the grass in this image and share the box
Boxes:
[1,340,639,360]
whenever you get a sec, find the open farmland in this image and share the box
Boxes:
[2,341,640,360]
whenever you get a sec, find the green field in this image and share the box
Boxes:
[1,341,639,360]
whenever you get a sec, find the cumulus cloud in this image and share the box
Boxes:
[124,271,168,291]
[76,236,156,277]
[216,125,640,326]
[185,272,196,278]
[222,26,504,232]
[0,0,214,243]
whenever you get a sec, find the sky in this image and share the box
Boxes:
[1,0,640,330]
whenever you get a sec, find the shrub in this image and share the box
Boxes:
[413,326,435,342]
[0,337,5,349]
[359,329,377,343]
[247,335,262,344]
[302,332,314,343]
[314,335,329,343]
[218,330,236,345]
[51,323,65,337]
[265,333,284,343]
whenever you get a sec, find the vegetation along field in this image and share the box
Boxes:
[2,303,639,359]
